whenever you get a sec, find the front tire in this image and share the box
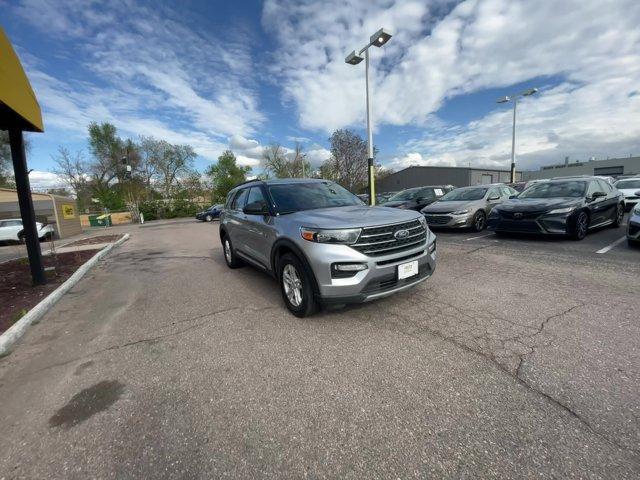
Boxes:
[571,211,589,240]
[222,235,244,268]
[471,210,486,232]
[205,214,213,222]
[278,253,318,318]
[611,203,624,228]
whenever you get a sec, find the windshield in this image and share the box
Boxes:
[388,188,420,201]
[440,188,487,201]
[519,181,586,198]
[268,182,364,213]
[615,179,640,189]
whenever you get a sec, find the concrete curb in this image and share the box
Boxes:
[0,233,130,357]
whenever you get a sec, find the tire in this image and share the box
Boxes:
[18,233,25,244]
[571,210,589,240]
[278,253,318,318]
[205,214,213,222]
[222,235,244,268]
[611,203,624,228]
[471,210,486,232]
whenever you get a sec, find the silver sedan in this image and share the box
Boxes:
[421,185,517,232]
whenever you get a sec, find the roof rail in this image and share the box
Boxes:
[231,178,263,189]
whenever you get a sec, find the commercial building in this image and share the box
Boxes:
[523,156,640,180]
[0,188,82,238]
[376,166,522,193]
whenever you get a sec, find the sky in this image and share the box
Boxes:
[2,0,640,190]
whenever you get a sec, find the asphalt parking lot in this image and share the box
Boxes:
[0,218,638,478]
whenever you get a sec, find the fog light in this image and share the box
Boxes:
[331,262,368,279]
[428,239,436,254]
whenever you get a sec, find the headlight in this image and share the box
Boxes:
[418,215,427,229]
[548,207,575,215]
[451,209,469,215]
[300,227,361,244]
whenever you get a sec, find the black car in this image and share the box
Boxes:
[196,204,223,222]
[487,177,625,240]
[382,185,453,211]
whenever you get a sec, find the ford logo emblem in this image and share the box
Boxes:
[513,212,524,219]
[394,229,410,240]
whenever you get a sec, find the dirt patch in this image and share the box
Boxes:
[63,234,123,247]
[0,250,100,334]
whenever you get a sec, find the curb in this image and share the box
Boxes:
[0,233,130,357]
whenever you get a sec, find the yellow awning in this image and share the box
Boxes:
[0,26,43,132]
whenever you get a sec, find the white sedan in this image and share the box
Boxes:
[0,218,56,243]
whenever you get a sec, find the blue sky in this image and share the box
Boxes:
[2,0,640,189]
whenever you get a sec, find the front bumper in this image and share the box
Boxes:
[308,233,437,305]
[627,218,640,241]
[423,212,473,229]
[487,211,573,235]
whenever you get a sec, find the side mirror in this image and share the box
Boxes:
[509,194,518,199]
[488,195,500,201]
[243,201,269,215]
[590,191,606,200]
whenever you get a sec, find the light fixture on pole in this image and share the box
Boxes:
[496,87,538,183]
[345,28,392,206]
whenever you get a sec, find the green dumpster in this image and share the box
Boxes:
[88,214,112,227]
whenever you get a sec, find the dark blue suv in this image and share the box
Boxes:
[196,204,223,222]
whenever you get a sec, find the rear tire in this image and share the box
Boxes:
[571,211,589,240]
[278,253,318,318]
[205,214,213,222]
[222,235,244,268]
[611,203,624,228]
[471,210,486,232]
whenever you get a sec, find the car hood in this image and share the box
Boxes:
[287,205,422,229]
[381,200,412,208]
[497,197,582,212]
[422,200,478,213]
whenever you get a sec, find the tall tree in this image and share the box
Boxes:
[322,129,375,192]
[205,151,251,202]
[87,122,125,187]
[52,147,91,211]
[263,142,311,178]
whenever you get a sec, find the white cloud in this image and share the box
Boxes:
[263,0,640,169]
[28,171,65,191]
[13,0,264,162]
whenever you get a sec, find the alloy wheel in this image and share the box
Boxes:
[206,214,213,222]
[616,204,624,224]
[576,212,588,239]
[224,239,232,263]
[475,213,485,231]
[282,264,303,307]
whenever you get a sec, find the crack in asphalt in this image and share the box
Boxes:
[378,298,640,460]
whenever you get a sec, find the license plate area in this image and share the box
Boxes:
[398,260,419,280]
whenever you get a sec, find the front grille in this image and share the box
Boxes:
[499,211,545,220]
[425,214,451,225]
[496,220,541,232]
[351,219,427,257]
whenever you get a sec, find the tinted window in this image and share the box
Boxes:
[615,179,640,189]
[487,188,501,199]
[246,187,267,209]
[520,181,587,198]
[388,188,420,201]
[586,181,602,197]
[418,188,435,200]
[3,220,22,227]
[231,188,249,210]
[440,188,488,201]
[268,182,363,213]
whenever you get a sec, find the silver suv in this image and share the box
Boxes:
[219,179,437,317]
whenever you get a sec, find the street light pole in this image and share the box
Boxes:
[497,87,538,183]
[345,28,392,206]
[364,48,375,204]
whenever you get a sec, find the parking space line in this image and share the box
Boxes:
[465,233,494,241]
[596,236,627,254]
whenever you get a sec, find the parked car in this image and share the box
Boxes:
[219,179,437,317]
[627,203,640,246]
[382,185,453,211]
[376,192,395,204]
[195,204,223,222]
[487,177,625,240]
[422,184,518,232]
[0,218,56,243]
[613,177,640,211]
[506,182,527,192]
